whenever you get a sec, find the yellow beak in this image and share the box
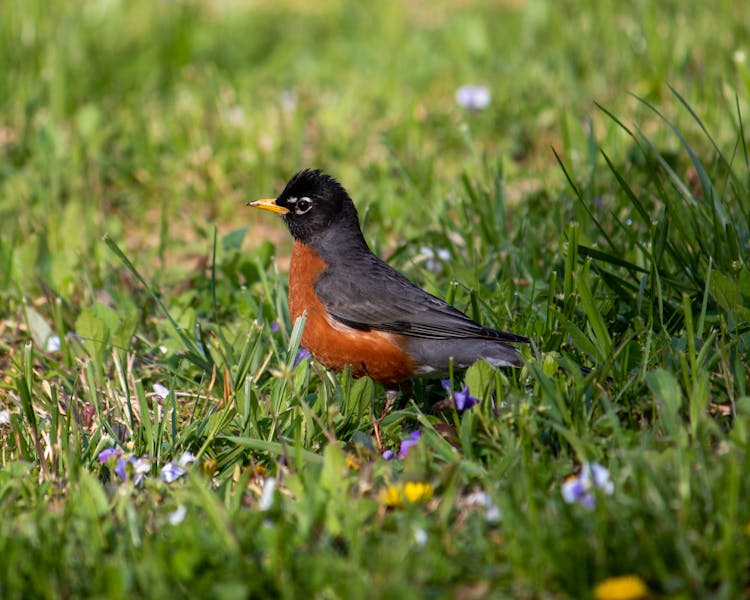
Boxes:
[247,198,289,215]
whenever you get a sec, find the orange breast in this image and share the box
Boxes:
[288,241,415,386]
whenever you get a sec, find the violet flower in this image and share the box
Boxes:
[453,386,480,411]
[441,380,480,411]
[561,462,614,509]
[161,461,186,484]
[161,451,197,483]
[399,431,422,459]
[293,348,311,366]
[98,447,122,463]
[114,456,151,486]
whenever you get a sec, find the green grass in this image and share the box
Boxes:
[1,0,750,598]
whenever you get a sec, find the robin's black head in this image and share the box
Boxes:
[249,169,365,249]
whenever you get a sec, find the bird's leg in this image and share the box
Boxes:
[372,387,401,452]
[397,380,412,409]
[383,388,399,416]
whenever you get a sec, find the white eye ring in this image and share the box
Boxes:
[295,196,313,215]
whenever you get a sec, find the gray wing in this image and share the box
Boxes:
[314,255,529,343]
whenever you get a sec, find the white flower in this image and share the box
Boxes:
[132,457,151,487]
[588,462,615,495]
[153,383,169,400]
[455,84,491,110]
[46,335,61,353]
[178,451,197,467]
[168,505,187,526]
[259,477,276,511]
[0,410,11,425]
[419,246,452,273]
[463,490,502,523]
[413,527,428,547]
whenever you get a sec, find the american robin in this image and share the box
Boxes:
[249,169,529,387]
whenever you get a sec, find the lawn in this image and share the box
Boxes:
[1,0,749,598]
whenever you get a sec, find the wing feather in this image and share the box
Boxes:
[313,255,529,344]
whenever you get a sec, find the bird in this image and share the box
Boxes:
[248,169,529,387]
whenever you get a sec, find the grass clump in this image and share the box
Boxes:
[1,0,749,598]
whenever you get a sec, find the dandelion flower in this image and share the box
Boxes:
[345,452,360,471]
[594,575,648,600]
[402,481,434,504]
[381,482,434,508]
[381,485,404,508]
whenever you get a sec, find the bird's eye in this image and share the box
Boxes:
[295,197,313,215]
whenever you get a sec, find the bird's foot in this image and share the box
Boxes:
[372,389,400,452]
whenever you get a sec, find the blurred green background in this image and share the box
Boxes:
[2,0,747,298]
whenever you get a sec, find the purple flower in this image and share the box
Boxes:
[161,461,187,483]
[160,451,196,483]
[382,450,397,460]
[455,84,491,110]
[98,447,122,463]
[399,431,422,459]
[453,386,480,411]
[441,380,480,411]
[114,457,131,481]
[114,455,151,486]
[270,321,280,333]
[561,462,614,510]
[293,348,311,366]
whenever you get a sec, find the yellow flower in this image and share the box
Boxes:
[380,482,434,508]
[594,575,648,600]
[381,485,404,508]
[345,452,360,471]
[403,481,434,504]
